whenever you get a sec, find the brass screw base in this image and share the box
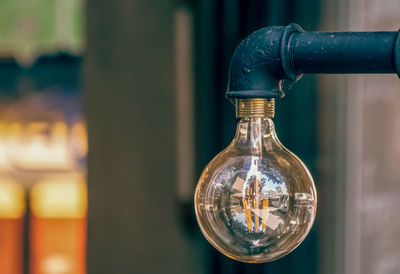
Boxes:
[234,98,275,118]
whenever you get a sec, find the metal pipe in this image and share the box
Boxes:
[291,31,397,74]
[226,23,400,99]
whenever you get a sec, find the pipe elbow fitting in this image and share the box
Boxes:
[226,24,303,99]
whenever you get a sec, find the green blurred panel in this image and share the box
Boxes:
[71,0,84,47]
[0,0,84,64]
[1,0,55,39]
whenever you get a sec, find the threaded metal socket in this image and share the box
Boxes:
[234,98,275,118]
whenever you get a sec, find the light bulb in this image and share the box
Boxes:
[194,98,317,263]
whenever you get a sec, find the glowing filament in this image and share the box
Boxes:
[242,194,269,232]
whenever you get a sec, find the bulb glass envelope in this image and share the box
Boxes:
[195,117,316,263]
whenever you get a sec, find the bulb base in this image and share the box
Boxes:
[234,98,275,118]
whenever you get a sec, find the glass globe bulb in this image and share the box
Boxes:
[194,109,317,263]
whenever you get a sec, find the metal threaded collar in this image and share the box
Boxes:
[234,98,275,118]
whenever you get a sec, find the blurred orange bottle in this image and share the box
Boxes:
[0,181,26,274]
[30,178,87,274]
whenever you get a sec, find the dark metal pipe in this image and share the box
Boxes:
[226,23,400,99]
[291,32,397,74]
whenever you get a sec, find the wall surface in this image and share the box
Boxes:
[345,1,400,273]
[320,1,400,274]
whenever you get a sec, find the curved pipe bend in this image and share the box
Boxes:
[226,23,400,99]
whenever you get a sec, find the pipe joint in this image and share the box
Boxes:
[226,23,400,99]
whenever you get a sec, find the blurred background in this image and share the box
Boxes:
[0,0,399,273]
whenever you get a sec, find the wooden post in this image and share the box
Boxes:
[85,0,204,273]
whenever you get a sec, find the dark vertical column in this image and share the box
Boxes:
[85,1,204,273]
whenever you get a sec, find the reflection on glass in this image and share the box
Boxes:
[0,180,25,274]
[0,120,87,172]
[30,178,87,218]
[0,93,86,173]
[30,176,87,274]
[195,117,317,263]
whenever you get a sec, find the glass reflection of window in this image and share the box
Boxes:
[0,92,87,274]
[0,120,87,171]
[0,180,25,274]
[30,177,87,274]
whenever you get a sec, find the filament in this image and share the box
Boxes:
[242,199,253,230]
[242,195,269,232]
